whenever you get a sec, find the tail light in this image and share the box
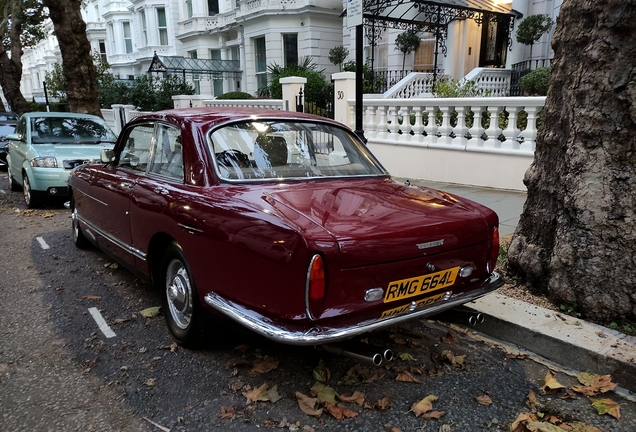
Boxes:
[305,254,326,321]
[488,227,499,273]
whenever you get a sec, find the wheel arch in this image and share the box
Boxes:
[148,232,179,289]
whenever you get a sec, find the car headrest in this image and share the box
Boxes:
[254,135,288,167]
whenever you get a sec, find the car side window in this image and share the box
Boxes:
[118,124,154,172]
[149,124,183,181]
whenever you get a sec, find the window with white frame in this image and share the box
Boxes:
[254,37,267,93]
[108,23,115,53]
[209,50,223,96]
[140,10,148,46]
[157,7,168,46]
[283,34,298,68]
[186,0,193,19]
[123,22,133,54]
[98,40,107,62]
[188,50,200,94]
[208,0,219,16]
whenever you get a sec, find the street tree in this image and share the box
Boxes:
[0,0,46,114]
[328,45,349,71]
[43,0,101,116]
[508,0,636,322]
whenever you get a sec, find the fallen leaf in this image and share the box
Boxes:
[511,413,539,432]
[313,358,331,383]
[566,422,602,432]
[250,356,279,374]
[295,392,323,417]
[572,373,617,396]
[139,306,161,318]
[374,396,393,411]
[442,330,459,344]
[218,405,235,419]
[79,295,102,300]
[476,395,492,406]
[159,342,178,353]
[542,371,566,393]
[526,421,568,432]
[103,262,119,269]
[338,364,385,385]
[396,370,421,383]
[337,390,366,406]
[527,390,538,409]
[112,318,130,324]
[225,357,250,369]
[384,425,402,432]
[324,402,358,420]
[589,397,620,419]
[422,410,445,420]
[410,366,423,375]
[41,212,58,218]
[506,353,529,359]
[310,382,337,405]
[143,378,156,387]
[410,395,437,417]
[397,352,417,361]
[243,383,281,403]
[302,426,315,432]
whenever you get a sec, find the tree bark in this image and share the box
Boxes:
[508,0,636,321]
[43,0,101,116]
[0,0,30,115]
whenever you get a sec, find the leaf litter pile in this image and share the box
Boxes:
[206,324,628,432]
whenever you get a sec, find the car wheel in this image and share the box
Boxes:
[71,201,92,249]
[22,174,38,208]
[8,172,19,191]
[161,243,202,346]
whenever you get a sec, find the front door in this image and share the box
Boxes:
[479,15,509,68]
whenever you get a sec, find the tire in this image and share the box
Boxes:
[22,173,38,208]
[160,243,202,346]
[8,172,19,191]
[71,199,92,249]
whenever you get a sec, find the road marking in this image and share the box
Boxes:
[36,236,49,250]
[88,307,116,338]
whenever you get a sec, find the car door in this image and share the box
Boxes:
[87,123,155,269]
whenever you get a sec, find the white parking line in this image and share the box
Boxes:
[36,237,49,250]
[88,307,116,338]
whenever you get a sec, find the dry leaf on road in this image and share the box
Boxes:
[139,306,161,318]
[337,390,365,406]
[250,356,279,374]
[410,394,438,417]
[310,382,337,405]
[572,373,617,396]
[542,370,565,393]
[218,405,235,419]
[323,402,358,420]
[396,370,421,383]
[296,392,323,417]
[590,397,620,419]
[476,395,492,406]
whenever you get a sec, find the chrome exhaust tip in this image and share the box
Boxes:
[476,312,485,324]
[383,348,394,362]
[321,344,384,367]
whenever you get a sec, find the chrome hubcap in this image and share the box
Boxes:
[166,259,192,330]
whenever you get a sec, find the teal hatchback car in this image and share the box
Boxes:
[6,112,117,207]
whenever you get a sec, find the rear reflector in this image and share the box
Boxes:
[488,227,500,273]
[306,254,326,320]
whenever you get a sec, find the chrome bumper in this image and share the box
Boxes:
[204,272,503,346]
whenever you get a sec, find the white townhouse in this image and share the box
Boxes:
[18,0,562,103]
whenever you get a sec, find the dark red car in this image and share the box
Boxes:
[69,108,502,347]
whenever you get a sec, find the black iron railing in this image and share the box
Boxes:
[510,58,552,96]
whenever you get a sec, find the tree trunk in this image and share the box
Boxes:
[508,0,636,322]
[0,1,30,115]
[43,0,101,117]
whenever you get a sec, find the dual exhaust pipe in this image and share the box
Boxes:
[439,307,485,326]
[321,343,393,367]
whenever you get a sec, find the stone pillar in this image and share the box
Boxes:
[332,72,356,128]
[280,76,307,112]
[111,104,134,134]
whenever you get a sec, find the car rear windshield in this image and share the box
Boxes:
[30,116,117,144]
[0,124,16,137]
[209,120,387,181]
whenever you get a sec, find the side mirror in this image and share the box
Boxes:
[100,148,115,163]
[6,133,24,142]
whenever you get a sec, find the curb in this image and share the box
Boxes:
[462,293,636,392]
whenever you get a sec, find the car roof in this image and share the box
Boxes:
[131,107,343,134]
[20,111,104,120]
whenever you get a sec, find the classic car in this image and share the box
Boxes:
[6,112,117,207]
[69,107,503,348]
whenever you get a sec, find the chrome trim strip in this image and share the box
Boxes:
[204,272,504,346]
[78,214,147,261]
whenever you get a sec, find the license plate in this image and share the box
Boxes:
[384,267,459,303]
[381,291,449,318]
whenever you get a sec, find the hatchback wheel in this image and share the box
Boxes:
[22,174,38,208]
[161,243,202,346]
[71,202,92,249]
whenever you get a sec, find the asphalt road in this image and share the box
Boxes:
[1,173,634,432]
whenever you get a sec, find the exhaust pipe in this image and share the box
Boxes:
[438,308,485,326]
[321,343,391,367]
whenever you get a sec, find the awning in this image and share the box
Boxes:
[147,53,242,76]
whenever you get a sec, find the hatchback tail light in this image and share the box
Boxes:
[305,254,326,321]
[488,227,499,273]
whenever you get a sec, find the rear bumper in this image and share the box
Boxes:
[204,272,504,346]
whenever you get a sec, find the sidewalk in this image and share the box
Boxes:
[400,178,636,393]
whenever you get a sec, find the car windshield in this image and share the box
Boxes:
[30,116,117,144]
[209,120,387,181]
